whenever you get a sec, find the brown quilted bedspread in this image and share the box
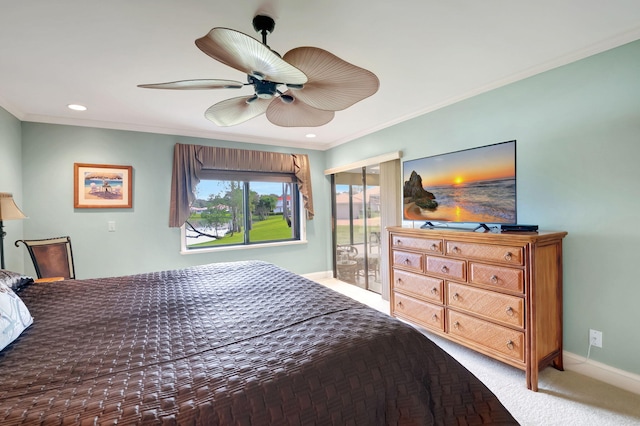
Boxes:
[0,261,517,425]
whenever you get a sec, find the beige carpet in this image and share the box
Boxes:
[316,277,640,426]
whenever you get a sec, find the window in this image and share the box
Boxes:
[184,177,301,250]
[169,144,314,251]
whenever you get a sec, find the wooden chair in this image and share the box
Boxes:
[15,236,75,280]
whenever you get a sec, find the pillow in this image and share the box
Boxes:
[0,280,34,352]
[0,269,34,291]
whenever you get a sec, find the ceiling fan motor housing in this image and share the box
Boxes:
[250,76,278,99]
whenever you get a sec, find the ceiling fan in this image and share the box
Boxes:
[138,15,379,127]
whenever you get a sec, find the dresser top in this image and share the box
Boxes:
[387,226,567,245]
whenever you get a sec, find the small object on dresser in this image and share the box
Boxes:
[500,224,538,232]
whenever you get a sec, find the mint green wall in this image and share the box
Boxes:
[20,124,330,278]
[12,39,640,376]
[326,40,640,374]
[0,107,25,271]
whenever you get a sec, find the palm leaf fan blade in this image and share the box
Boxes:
[266,96,334,127]
[195,28,307,85]
[283,47,379,111]
[205,96,271,127]
[137,79,244,90]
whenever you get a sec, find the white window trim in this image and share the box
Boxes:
[324,151,402,175]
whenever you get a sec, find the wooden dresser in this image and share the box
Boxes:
[387,226,567,391]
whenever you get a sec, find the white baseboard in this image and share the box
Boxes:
[564,351,640,395]
[302,270,333,281]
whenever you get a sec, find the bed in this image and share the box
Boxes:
[1,261,517,425]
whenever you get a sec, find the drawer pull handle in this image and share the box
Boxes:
[453,321,460,329]
[404,258,411,265]
[441,265,449,274]
[504,252,513,261]
[490,275,499,284]
[452,246,461,254]
[506,340,514,350]
[431,314,438,321]
[452,293,459,301]
[430,287,438,295]
[506,307,514,316]
[396,240,402,245]
[397,301,403,307]
[396,278,403,284]
[430,243,438,251]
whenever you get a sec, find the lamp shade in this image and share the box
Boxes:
[0,193,27,221]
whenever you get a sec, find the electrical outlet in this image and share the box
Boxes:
[589,329,603,348]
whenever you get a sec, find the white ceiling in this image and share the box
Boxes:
[2,1,640,150]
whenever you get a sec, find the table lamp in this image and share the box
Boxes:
[0,193,27,269]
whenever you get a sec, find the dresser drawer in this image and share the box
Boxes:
[448,310,525,363]
[469,262,524,293]
[393,292,445,332]
[392,250,423,272]
[393,269,444,303]
[425,255,466,281]
[391,235,442,253]
[447,282,524,328]
[446,241,524,266]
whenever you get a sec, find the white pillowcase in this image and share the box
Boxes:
[0,280,33,352]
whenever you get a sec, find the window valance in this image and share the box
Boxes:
[169,143,314,227]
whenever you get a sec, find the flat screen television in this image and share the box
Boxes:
[402,140,516,229]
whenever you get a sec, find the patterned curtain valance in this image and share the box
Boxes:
[169,143,314,227]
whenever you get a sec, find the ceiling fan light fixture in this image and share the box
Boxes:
[280,94,294,104]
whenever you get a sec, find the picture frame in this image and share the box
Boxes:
[74,163,133,208]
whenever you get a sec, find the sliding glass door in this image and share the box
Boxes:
[332,166,381,293]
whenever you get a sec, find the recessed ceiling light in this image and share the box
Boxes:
[305,133,316,138]
[67,104,87,111]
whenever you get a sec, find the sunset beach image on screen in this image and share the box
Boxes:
[402,141,516,224]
